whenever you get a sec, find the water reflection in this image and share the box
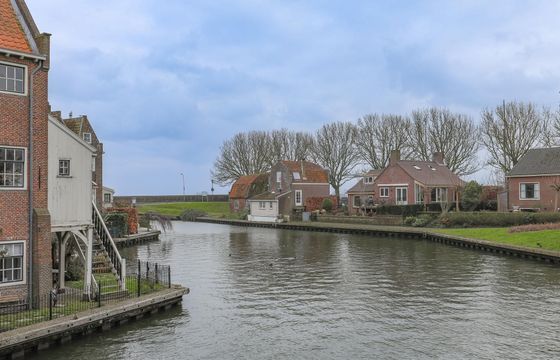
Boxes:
[32,222,560,360]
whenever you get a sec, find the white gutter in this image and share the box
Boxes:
[0,47,46,61]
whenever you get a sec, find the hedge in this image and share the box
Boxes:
[438,212,560,228]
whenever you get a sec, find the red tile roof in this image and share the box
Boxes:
[397,160,464,187]
[0,0,32,53]
[281,160,329,183]
[347,169,383,194]
[229,174,268,199]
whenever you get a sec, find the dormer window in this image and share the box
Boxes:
[0,64,25,94]
[293,172,301,180]
[83,133,92,143]
[364,176,374,184]
[413,165,421,170]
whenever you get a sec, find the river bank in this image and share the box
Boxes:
[194,217,560,264]
[0,286,188,359]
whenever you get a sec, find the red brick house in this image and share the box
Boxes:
[248,161,330,222]
[507,147,560,212]
[0,0,52,301]
[347,169,383,215]
[373,150,464,207]
[228,173,268,212]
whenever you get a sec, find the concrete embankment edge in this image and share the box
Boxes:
[195,217,560,264]
[0,286,189,359]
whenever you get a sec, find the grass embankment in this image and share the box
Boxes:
[433,228,560,252]
[138,202,231,218]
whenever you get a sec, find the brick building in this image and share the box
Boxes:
[373,150,464,207]
[0,0,52,301]
[507,147,560,212]
[347,169,383,215]
[247,161,330,222]
[228,174,268,212]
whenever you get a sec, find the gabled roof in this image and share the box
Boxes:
[347,169,383,194]
[280,160,329,183]
[229,174,268,199]
[395,160,464,187]
[62,117,85,136]
[0,0,40,55]
[508,147,560,177]
[248,191,290,201]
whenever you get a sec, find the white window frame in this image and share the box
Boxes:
[58,159,71,177]
[353,195,361,208]
[364,176,374,184]
[396,187,408,205]
[83,132,92,143]
[269,201,273,209]
[259,201,266,210]
[0,240,26,287]
[104,193,112,204]
[0,146,27,191]
[295,190,303,206]
[379,187,389,198]
[431,187,448,203]
[415,183,424,204]
[92,156,96,172]
[0,61,28,96]
[520,182,540,200]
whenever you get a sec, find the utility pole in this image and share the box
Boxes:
[180,173,186,202]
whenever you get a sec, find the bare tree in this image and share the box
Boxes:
[542,107,560,147]
[356,114,412,169]
[311,122,360,204]
[212,131,271,185]
[410,107,480,175]
[270,129,314,163]
[480,101,544,174]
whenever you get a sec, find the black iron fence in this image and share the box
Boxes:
[0,260,172,333]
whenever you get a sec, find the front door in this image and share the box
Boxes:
[396,187,408,205]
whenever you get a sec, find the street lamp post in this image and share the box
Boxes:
[211,179,215,199]
[180,173,186,202]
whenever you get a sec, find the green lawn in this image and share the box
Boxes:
[434,228,560,252]
[138,202,231,218]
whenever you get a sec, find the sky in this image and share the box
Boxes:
[27,0,560,195]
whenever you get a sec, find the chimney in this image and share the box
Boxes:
[432,152,445,165]
[389,150,401,165]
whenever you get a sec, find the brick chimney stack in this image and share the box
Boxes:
[390,150,401,165]
[432,152,445,165]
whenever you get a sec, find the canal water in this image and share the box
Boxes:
[33,222,560,359]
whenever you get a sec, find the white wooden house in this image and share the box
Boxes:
[48,116,125,297]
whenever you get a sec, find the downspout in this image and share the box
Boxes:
[28,59,44,304]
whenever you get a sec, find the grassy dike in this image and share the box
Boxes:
[433,228,560,252]
[138,202,232,218]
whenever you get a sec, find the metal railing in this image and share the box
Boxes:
[0,260,171,333]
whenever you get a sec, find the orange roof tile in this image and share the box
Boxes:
[229,174,268,199]
[0,0,32,53]
[281,160,329,183]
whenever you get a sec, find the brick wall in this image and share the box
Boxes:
[0,53,51,301]
[508,176,560,211]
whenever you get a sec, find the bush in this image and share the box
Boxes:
[510,222,560,233]
[376,204,424,217]
[322,198,333,212]
[404,216,416,226]
[462,181,483,211]
[104,212,128,238]
[180,209,207,221]
[437,211,560,228]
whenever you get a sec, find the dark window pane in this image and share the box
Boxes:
[15,80,23,93]
[0,78,5,91]
[0,65,6,77]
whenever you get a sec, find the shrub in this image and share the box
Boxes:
[413,214,436,227]
[376,204,424,217]
[104,212,128,238]
[404,216,416,226]
[462,181,483,211]
[509,222,560,233]
[180,209,207,221]
[322,198,333,212]
[437,211,560,228]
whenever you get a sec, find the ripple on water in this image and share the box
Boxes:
[30,222,560,360]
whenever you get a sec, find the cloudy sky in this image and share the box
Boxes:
[28,0,560,195]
